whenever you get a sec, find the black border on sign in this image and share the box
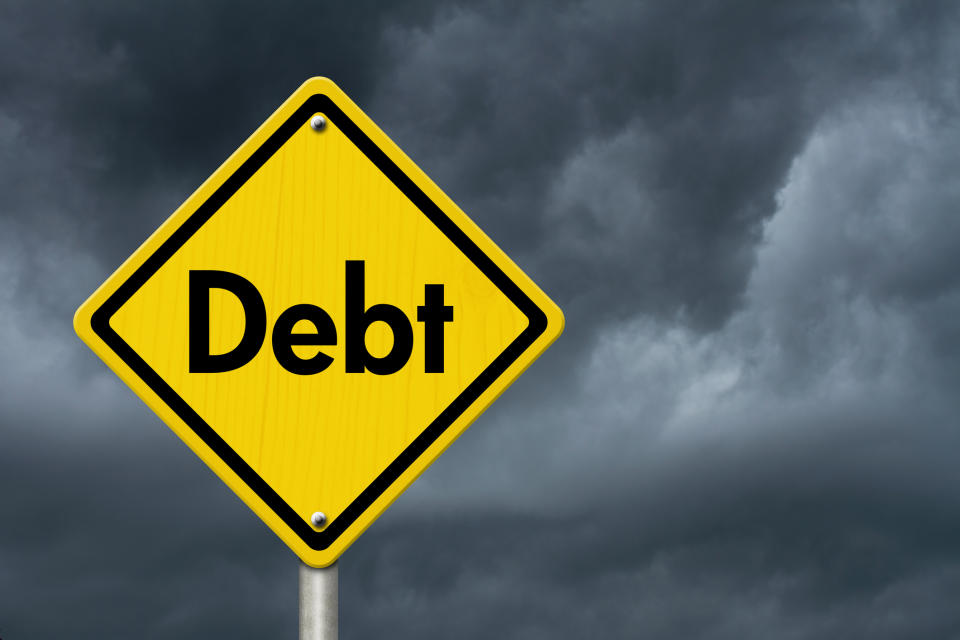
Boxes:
[90,94,547,550]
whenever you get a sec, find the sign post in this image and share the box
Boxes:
[75,77,562,630]
[300,561,338,640]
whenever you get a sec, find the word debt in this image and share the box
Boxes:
[188,260,454,375]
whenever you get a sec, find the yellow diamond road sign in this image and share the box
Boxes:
[74,77,563,567]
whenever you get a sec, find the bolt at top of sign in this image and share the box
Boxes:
[74,77,563,567]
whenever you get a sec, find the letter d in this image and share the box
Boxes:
[189,270,266,373]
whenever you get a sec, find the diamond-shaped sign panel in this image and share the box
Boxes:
[75,78,563,566]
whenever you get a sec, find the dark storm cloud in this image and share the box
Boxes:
[2,1,960,639]
[371,1,941,332]
[0,0,433,266]
[0,328,288,638]
[342,5,960,639]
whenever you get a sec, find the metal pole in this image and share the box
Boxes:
[299,561,338,640]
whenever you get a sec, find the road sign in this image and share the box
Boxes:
[74,77,563,567]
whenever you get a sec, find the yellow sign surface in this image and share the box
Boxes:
[74,78,563,567]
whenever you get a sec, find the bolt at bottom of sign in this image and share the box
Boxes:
[311,512,327,527]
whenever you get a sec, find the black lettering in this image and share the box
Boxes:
[344,260,413,375]
[417,284,453,373]
[271,304,337,375]
[189,270,266,373]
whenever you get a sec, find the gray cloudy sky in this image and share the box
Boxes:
[2,1,960,638]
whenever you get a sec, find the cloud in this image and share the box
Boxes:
[348,35,960,638]
[2,1,960,639]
